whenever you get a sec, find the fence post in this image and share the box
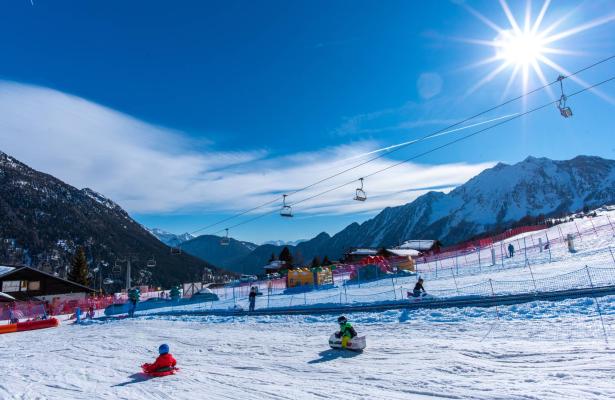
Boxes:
[339,291,343,304]
[606,215,615,236]
[289,296,293,307]
[585,266,609,344]
[491,247,496,266]
[545,231,552,263]
[455,253,459,276]
[452,271,460,296]
[488,279,499,320]
[391,277,397,300]
[344,284,348,303]
[526,260,537,292]
[589,216,598,237]
[609,247,615,266]
[500,241,505,268]
[523,237,528,265]
[478,247,482,272]
[304,292,307,305]
[574,221,582,242]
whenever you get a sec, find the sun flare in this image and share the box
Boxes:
[461,0,615,98]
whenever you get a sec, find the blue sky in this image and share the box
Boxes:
[1,0,614,244]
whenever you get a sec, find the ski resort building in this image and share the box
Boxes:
[0,265,95,302]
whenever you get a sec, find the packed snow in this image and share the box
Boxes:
[2,297,615,399]
[3,211,615,399]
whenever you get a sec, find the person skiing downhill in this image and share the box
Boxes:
[142,344,177,375]
[335,316,357,349]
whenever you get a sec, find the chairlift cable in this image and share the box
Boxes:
[189,55,615,236]
[208,73,615,235]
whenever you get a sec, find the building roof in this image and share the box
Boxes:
[348,248,378,256]
[263,260,287,270]
[0,265,96,294]
[386,249,420,257]
[0,265,15,275]
[398,240,437,251]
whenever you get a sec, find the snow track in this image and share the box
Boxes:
[2,299,615,400]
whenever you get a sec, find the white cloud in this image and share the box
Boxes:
[0,80,494,217]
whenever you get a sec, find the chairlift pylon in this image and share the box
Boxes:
[354,178,367,202]
[112,261,121,274]
[220,228,230,246]
[280,194,293,217]
[556,75,573,118]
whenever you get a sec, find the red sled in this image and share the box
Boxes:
[141,364,179,377]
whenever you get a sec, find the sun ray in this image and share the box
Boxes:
[456,55,502,72]
[531,0,551,35]
[541,47,588,57]
[537,54,615,105]
[463,4,508,36]
[530,59,556,100]
[499,0,523,35]
[524,0,532,32]
[536,4,582,40]
[501,64,521,101]
[541,13,615,45]
[465,61,511,96]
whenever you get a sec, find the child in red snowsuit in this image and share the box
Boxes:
[142,344,177,374]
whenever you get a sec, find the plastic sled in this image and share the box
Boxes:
[141,365,179,377]
[407,292,436,302]
[328,333,366,351]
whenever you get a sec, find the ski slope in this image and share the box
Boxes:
[2,297,615,400]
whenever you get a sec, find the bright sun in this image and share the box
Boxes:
[495,29,544,66]
[461,0,615,97]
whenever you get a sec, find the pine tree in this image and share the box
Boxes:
[279,246,293,266]
[322,255,331,266]
[268,252,276,263]
[310,256,321,269]
[68,247,90,287]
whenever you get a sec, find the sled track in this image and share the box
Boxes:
[132,285,615,319]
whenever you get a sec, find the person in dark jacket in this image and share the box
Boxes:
[248,286,257,312]
[508,243,515,258]
[335,316,357,348]
[410,278,426,298]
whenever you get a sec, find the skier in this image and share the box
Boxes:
[409,278,426,298]
[142,344,177,375]
[335,316,357,349]
[508,243,515,258]
[248,286,257,312]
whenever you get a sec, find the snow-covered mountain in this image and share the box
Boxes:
[208,155,615,274]
[147,228,195,247]
[0,150,222,287]
[262,239,307,247]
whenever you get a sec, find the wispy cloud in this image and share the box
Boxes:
[0,81,494,217]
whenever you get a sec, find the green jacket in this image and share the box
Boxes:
[339,322,357,338]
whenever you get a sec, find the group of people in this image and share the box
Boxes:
[144,314,359,374]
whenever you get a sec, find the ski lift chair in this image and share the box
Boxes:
[146,257,156,268]
[556,75,573,118]
[103,278,114,285]
[112,261,121,274]
[220,229,230,246]
[354,178,367,202]
[280,194,293,217]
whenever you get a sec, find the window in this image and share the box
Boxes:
[27,281,40,291]
[2,280,21,292]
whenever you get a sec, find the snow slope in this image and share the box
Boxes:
[2,298,615,400]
